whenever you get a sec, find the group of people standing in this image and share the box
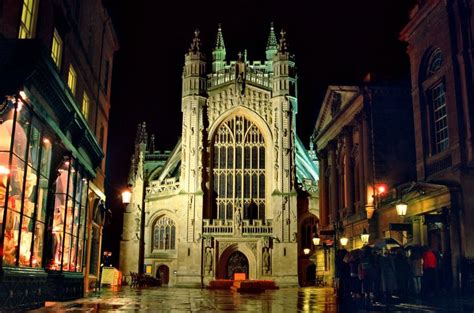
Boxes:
[335,245,450,306]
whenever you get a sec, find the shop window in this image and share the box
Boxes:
[49,158,88,272]
[1,99,52,268]
[18,0,39,39]
[51,28,63,69]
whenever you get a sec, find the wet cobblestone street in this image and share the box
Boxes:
[29,287,337,312]
[27,286,474,312]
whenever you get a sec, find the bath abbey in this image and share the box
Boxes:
[120,25,319,287]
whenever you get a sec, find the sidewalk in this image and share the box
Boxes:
[341,292,474,312]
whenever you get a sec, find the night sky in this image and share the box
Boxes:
[103,0,416,266]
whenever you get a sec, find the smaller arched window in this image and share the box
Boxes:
[427,48,443,76]
[153,217,176,251]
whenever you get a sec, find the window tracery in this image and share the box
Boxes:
[153,216,176,251]
[212,116,266,222]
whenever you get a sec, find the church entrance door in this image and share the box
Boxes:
[157,265,169,284]
[226,251,249,280]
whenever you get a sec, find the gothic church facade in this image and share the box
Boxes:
[120,25,319,287]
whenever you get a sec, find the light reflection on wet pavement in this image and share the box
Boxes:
[28,287,474,312]
[29,287,337,312]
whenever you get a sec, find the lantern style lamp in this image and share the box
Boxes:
[303,248,310,255]
[361,228,370,245]
[340,237,349,247]
[396,201,408,217]
[312,236,321,246]
[121,188,132,205]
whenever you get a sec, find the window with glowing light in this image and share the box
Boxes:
[81,92,89,120]
[67,65,77,96]
[49,158,88,272]
[153,217,176,251]
[0,99,52,268]
[51,28,63,69]
[212,115,266,222]
[18,0,39,39]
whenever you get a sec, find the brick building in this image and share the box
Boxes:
[0,0,118,309]
[400,0,474,291]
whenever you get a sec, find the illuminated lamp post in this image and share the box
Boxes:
[121,188,132,205]
[339,236,349,247]
[361,228,370,245]
[396,201,408,217]
[312,235,321,246]
[303,248,311,255]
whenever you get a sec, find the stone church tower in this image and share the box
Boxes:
[120,25,319,287]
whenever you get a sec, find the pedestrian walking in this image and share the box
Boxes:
[422,246,437,297]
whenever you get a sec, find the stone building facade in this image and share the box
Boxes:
[0,0,118,309]
[120,25,319,287]
[312,79,416,284]
[400,0,474,290]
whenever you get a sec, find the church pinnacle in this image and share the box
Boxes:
[215,23,225,50]
[265,22,278,61]
[189,29,201,53]
[212,23,227,72]
[278,29,288,53]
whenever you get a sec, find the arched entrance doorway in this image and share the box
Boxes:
[156,265,169,284]
[226,251,249,279]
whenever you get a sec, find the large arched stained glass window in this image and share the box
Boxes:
[153,217,176,251]
[212,115,265,222]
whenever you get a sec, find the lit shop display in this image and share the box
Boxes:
[49,158,88,272]
[1,98,51,268]
[0,96,87,272]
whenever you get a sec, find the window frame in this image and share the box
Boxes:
[421,48,449,156]
[211,115,266,223]
[152,216,176,252]
[430,81,449,154]
[81,92,89,120]
[51,28,63,69]
[1,99,53,268]
[18,0,39,39]
[67,65,77,96]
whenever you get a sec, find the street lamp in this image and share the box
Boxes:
[312,235,320,246]
[303,248,311,255]
[396,201,408,216]
[361,228,370,245]
[339,236,349,247]
[121,188,132,205]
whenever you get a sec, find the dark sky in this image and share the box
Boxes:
[103,0,416,265]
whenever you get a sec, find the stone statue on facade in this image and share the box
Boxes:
[263,247,271,274]
[205,247,213,274]
[235,208,242,229]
